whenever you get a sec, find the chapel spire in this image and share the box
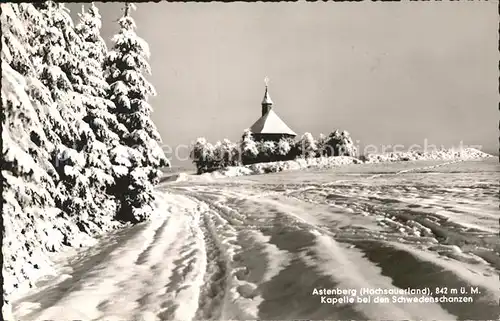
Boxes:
[261,76,273,116]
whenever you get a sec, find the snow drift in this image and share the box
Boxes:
[165,148,493,183]
[233,156,362,176]
[364,148,492,163]
[11,162,500,320]
[162,156,361,182]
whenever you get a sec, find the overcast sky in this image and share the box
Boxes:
[70,2,498,166]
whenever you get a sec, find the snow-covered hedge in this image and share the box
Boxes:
[190,129,358,174]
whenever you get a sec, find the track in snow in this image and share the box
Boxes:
[11,160,500,321]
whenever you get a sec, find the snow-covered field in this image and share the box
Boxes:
[9,158,500,321]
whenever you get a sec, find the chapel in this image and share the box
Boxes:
[249,80,297,142]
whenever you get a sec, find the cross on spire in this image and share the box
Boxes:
[261,76,273,109]
[123,3,136,17]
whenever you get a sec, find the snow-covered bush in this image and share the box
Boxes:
[325,130,341,156]
[298,132,318,158]
[218,139,240,168]
[277,137,292,157]
[325,129,357,157]
[190,137,214,174]
[240,129,259,165]
[211,141,224,169]
[116,167,156,223]
[284,136,300,160]
[256,140,277,163]
[316,133,327,157]
[338,130,357,157]
[190,137,240,174]
[239,130,298,165]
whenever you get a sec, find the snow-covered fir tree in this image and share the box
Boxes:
[30,2,112,232]
[1,1,173,307]
[73,3,140,230]
[1,3,91,304]
[74,2,128,142]
[74,3,108,96]
[1,2,62,220]
[103,3,169,221]
[104,3,168,178]
[33,2,91,146]
[13,3,70,153]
